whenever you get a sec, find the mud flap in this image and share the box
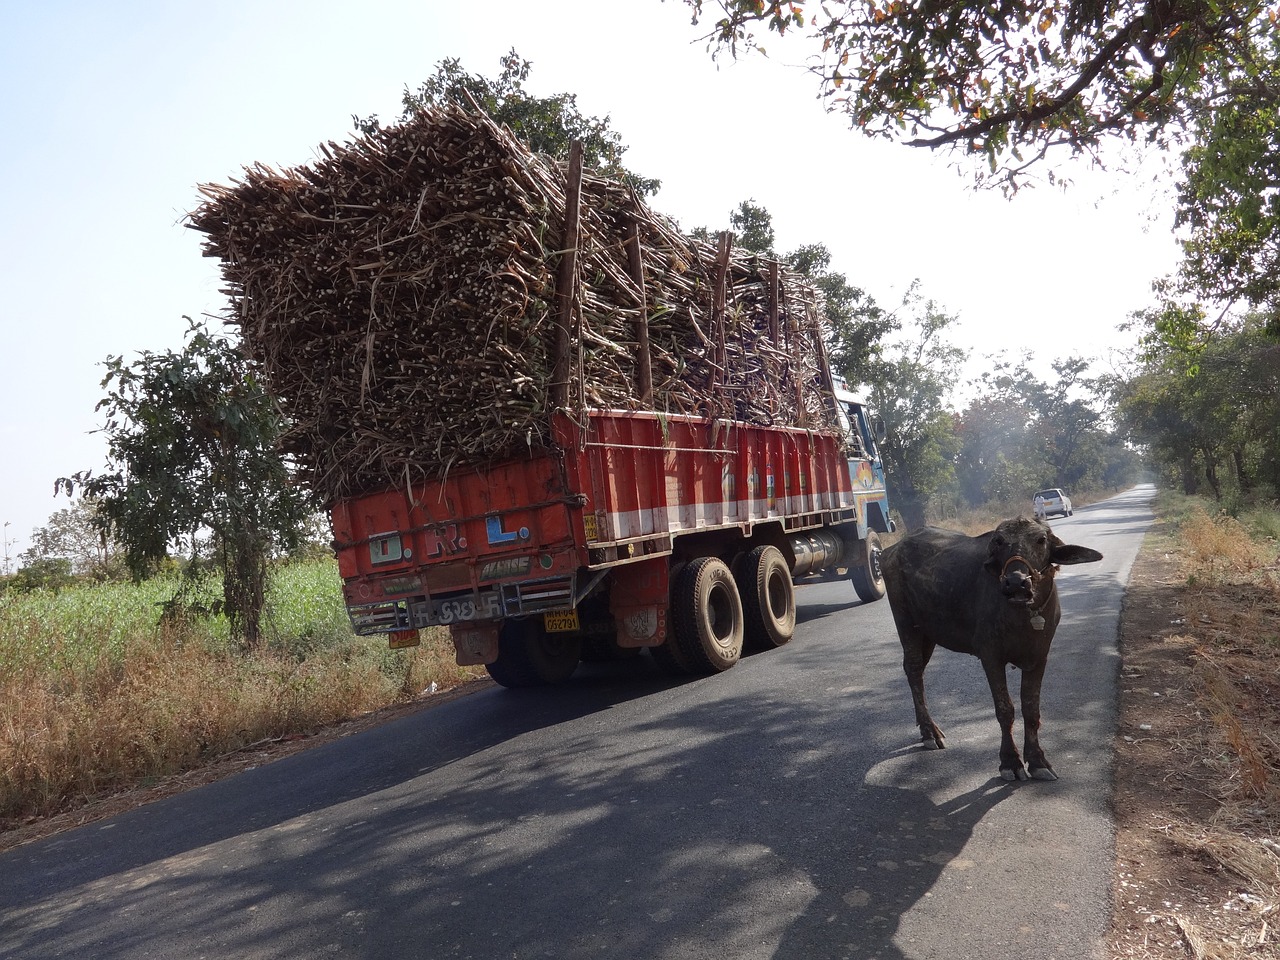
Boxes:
[608,557,670,647]
[449,621,501,665]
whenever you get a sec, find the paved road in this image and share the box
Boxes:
[0,486,1154,960]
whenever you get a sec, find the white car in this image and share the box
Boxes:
[1033,488,1073,519]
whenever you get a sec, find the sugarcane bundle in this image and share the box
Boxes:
[189,104,838,502]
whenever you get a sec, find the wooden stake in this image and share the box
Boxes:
[810,303,839,422]
[552,140,584,411]
[712,232,732,388]
[626,218,653,406]
[768,260,780,348]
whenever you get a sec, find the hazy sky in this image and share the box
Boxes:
[0,0,1181,562]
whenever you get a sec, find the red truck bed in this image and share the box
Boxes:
[332,407,873,653]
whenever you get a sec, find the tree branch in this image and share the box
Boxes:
[905,20,1148,150]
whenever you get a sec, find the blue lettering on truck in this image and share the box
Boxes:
[486,515,530,545]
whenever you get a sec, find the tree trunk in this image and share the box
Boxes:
[1181,453,1198,495]
[1204,458,1221,500]
[1233,448,1252,492]
[222,528,268,649]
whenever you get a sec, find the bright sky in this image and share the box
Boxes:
[0,0,1181,563]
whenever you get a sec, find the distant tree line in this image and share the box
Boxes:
[1112,303,1280,505]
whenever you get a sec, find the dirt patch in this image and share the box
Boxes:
[1109,520,1280,959]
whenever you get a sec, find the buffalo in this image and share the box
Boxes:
[881,517,1103,781]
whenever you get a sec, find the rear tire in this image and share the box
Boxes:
[736,545,796,651]
[649,561,693,676]
[671,557,744,673]
[850,531,887,603]
[650,638,694,676]
[486,618,582,688]
[580,629,642,662]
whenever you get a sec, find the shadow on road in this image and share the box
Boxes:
[1,640,1030,960]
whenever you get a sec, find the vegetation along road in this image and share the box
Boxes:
[0,488,1153,959]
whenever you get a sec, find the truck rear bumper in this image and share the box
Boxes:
[347,571,588,636]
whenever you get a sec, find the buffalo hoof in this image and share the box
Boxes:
[1000,766,1029,782]
[1030,767,1058,781]
[920,724,946,750]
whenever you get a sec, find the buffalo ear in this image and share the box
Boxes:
[1051,544,1103,565]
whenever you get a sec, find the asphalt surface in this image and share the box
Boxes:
[0,486,1154,960]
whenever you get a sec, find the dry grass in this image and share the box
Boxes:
[1181,507,1272,583]
[1163,823,1280,891]
[0,627,480,824]
[0,562,483,827]
[1109,492,1280,960]
[1179,504,1280,811]
[1196,656,1274,800]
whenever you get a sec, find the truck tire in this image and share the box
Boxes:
[573,597,638,662]
[649,561,695,676]
[671,556,744,673]
[486,618,581,688]
[580,629,642,662]
[736,545,795,651]
[650,637,695,676]
[850,531,887,603]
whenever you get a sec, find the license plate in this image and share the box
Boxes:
[543,609,580,633]
[388,629,421,649]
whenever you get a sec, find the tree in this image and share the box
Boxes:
[57,319,315,646]
[955,358,1050,506]
[6,558,75,594]
[1028,357,1107,490]
[683,0,1278,191]
[957,355,1127,506]
[1173,35,1280,318]
[1111,298,1212,495]
[786,242,888,387]
[19,498,121,580]
[357,49,660,196]
[691,198,777,251]
[729,198,777,254]
[865,284,967,529]
[1113,302,1280,498]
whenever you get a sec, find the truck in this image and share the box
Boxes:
[190,111,893,687]
[332,378,892,687]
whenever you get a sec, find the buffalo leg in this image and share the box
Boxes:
[1019,663,1057,780]
[981,658,1026,780]
[902,639,946,749]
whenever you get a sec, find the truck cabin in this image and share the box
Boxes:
[834,386,882,461]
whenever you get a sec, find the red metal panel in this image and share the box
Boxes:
[332,451,583,601]
[609,556,669,647]
[333,407,862,608]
